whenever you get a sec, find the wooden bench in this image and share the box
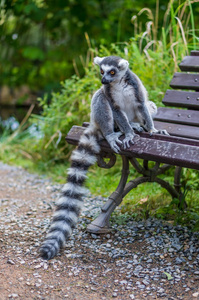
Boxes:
[66,51,199,234]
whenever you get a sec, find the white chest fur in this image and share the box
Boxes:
[110,80,137,122]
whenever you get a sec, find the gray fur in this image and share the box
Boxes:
[40,55,167,260]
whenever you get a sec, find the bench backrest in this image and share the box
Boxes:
[154,50,199,140]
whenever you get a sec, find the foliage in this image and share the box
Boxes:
[1,0,198,93]
[0,0,158,91]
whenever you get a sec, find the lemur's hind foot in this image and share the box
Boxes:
[149,128,169,136]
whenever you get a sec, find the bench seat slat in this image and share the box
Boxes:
[191,50,199,56]
[162,90,199,109]
[66,126,199,170]
[154,120,199,140]
[154,107,199,126]
[170,73,199,90]
[179,56,199,72]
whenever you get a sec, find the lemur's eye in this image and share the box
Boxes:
[100,69,104,75]
[110,70,115,75]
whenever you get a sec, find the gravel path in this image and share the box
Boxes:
[0,162,199,299]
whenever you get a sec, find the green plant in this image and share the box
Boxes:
[2,0,178,92]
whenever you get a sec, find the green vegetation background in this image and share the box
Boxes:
[1,0,199,228]
[1,0,198,92]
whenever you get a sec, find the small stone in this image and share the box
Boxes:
[120,280,128,285]
[129,295,135,299]
[8,294,18,298]
[193,292,199,297]
[18,277,24,281]
[7,259,15,265]
[158,288,165,293]
[175,257,184,264]
[138,285,146,289]
[168,248,174,253]
[91,234,98,239]
[112,293,118,297]
[142,280,149,285]
[19,260,25,264]
[34,264,42,269]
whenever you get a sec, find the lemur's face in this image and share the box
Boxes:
[100,64,119,84]
[94,56,129,85]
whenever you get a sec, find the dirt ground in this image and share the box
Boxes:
[0,162,199,300]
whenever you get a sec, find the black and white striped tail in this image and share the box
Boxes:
[40,127,100,260]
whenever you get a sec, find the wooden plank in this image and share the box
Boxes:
[66,126,199,170]
[191,50,199,56]
[154,120,199,140]
[154,107,199,126]
[162,90,199,108]
[179,56,199,72]
[170,73,199,90]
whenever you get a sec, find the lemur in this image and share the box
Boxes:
[40,55,167,260]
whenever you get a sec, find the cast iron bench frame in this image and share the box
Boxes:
[66,51,199,234]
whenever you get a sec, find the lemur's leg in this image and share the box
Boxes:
[135,84,168,135]
[93,93,122,153]
[137,102,169,135]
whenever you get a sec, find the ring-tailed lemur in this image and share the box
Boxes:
[40,55,168,260]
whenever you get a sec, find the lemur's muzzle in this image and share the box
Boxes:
[101,77,112,84]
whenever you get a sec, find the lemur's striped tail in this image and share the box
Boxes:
[40,126,100,260]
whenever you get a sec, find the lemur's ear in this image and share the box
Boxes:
[94,56,105,65]
[118,59,129,70]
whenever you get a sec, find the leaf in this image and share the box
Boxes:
[163,272,173,280]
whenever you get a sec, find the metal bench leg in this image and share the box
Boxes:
[174,166,187,208]
[86,156,129,234]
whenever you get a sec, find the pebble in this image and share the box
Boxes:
[193,292,199,297]
[8,294,18,298]
[7,259,15,265]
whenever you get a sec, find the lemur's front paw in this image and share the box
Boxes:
[106,132,123,153]
[122,133,139,150]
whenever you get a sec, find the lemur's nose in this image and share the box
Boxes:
[101,77,110,84]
